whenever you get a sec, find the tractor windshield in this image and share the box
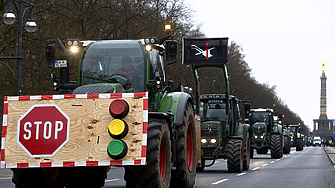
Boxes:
[80,40,146,92]
[250,112,270,125]
[201,99,226,121]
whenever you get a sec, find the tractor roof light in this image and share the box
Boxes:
[109,99,129,119]
[201,138,207,144]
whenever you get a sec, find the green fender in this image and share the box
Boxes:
[235,123,250,144]
[158,92,194,125]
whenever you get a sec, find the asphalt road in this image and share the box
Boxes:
[1,146,334,188]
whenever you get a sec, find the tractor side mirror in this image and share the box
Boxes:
[46,44,55,68]
[244,103,251,114]
[165,40,177,65]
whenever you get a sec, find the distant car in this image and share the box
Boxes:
[313,136,322,147]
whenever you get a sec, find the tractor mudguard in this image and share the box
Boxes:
[148,112,174,131]
[242,124,250,145]
[230,124,249,144]
[158,92,194,125]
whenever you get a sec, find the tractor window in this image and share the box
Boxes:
[250,112,270,125]
[201,100,226,121]
[80,40,146,92]
[149,49,165,85]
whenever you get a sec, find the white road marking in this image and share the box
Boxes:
[276,159,280,161]
[237,172,247,176]
[262,163,268,167]
[212,178,229,185]
[270,161,275,164]
[252,167,260,171]
[105,179,120,182]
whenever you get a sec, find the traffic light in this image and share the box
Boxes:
[107,99,130,159]
[46,44,55,68]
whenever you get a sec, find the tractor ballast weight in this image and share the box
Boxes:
[183,37,251,172]
[3,34,199,188]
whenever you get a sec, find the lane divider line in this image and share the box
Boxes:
[270,161,275,164]
[262,163,268,167]
[237,172,247,176]
[252,167,260,171]
[212,178,229,185]
[105,179,120,182]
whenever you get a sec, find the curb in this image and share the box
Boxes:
[323,146,335,169]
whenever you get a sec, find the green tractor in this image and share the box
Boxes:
[9,29,198,187]
[198,94,251,172]
[249,108,283,159]
[288,125,304,151]
[183,37,251,172]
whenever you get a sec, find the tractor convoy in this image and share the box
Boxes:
[1,27,308,187]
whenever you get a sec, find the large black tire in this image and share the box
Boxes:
[124,119,171,188]
[227,139,243,172]
[283,136,291,154]
[170,102,196,188]
[243,133,250,170]
[296,139,303,151]
[270,134,283,159]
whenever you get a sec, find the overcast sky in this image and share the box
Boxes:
[185,0,335,131]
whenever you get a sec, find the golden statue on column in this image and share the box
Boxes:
[321,60,327,72]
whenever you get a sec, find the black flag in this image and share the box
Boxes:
[183,38,228,65]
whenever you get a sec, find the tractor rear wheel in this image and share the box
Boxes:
[227,139,243,172]
[296,139,303,151]
[124,119,171,188]
[271,134,283,159]
[283,136,291,154]
[243,133,250,170]
[171,102,196,188]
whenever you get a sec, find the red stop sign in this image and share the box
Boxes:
[17,104,70,157]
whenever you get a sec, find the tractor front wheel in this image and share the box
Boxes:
[171,102,196,188]
[271,134,283,159]
[124,119,171,188]
[227,139,243,172]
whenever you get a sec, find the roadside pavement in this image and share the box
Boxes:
[324,146,335,168]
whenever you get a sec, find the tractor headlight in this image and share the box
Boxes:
[260,135,263,139]
[210,139,216,144]
[201,139,207,144]
[255,136,258,139]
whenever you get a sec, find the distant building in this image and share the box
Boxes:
[313,61,334,139]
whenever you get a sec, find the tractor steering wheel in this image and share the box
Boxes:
[108,73,131,89]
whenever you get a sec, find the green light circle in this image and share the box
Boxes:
[107,140,127,159]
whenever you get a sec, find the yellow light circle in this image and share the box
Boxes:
[109,119,126,136]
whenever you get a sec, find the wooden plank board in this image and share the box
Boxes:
[1,93,148,168]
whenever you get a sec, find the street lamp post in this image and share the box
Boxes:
[1,0,38,96]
